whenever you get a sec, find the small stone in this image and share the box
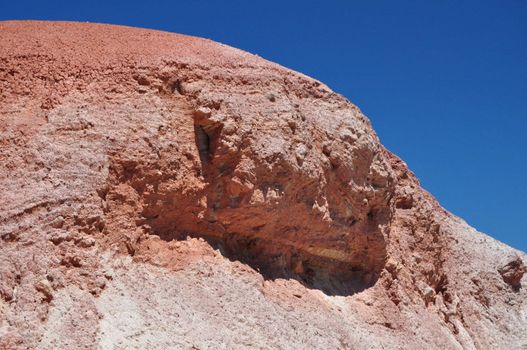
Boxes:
[295,144,308,164]
[422,286,435,303]
[339,129,358,144]
[385,258,401,278]
[135,75,150,86]
[498,256,526,287]
[287,120,297,132]
[60,255,82,267]
[34,279,53,302]
[195,106,212,118]
[50,216,65,229]
[266,93,276,102]
[413,254,423,263]
[223,119,237,135]
[95,276,107,290]
[103,270,114,280]
[76,237,95,248]
[329,152,341,167]
[321,141,331,156]
[46,270,65,289]
[49,230,71,245]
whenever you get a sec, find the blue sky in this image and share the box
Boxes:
[2,1,526,251]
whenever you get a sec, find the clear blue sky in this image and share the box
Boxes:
[2,1,526,252]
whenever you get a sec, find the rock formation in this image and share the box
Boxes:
[0,21,525,349]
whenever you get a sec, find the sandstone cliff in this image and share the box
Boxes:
[0,21,525,349]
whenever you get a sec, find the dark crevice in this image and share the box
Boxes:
[195,125,211,166]
[193,116,223,176]
[171,80,183,94]
[157,230,379,296]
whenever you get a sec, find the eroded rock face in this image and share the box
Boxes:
[0,21,526,349]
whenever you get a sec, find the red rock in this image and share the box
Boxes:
[0,20,525,349]
[498,256,526,287]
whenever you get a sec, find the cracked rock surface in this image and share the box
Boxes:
[0,21,526,349]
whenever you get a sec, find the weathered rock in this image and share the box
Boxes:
[34,279,54,302]
[498,256,526,287]
[0,20,526,349]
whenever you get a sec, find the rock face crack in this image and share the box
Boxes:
[193,109,223,172]
[195,125,211,166]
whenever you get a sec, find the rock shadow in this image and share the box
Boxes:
[154,229,381,297]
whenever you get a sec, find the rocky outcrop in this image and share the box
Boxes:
[0,21,525,349]
[498,256,526,288]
